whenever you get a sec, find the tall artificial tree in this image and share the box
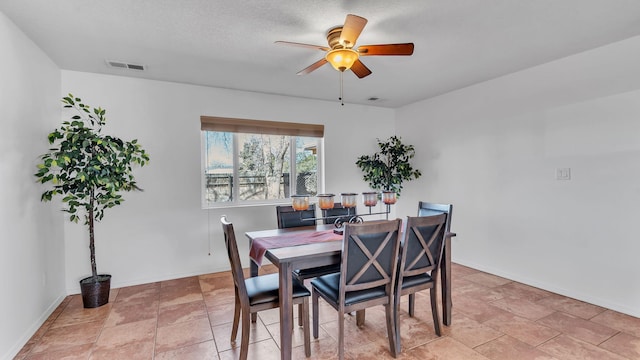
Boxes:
[35,94,149,283]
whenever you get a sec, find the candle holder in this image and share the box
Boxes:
[340,193,358,208]
[291,190,397,232]
[317,194,335,210]
[291,194,310,211]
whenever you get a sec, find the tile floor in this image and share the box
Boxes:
[14,263,640,360]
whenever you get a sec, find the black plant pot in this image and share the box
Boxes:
[79,274,111,308]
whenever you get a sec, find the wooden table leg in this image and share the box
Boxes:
[278,261,293,360]
[440,236,452,326]
[356,310,366,327]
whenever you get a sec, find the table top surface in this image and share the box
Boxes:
[245,224,342,264]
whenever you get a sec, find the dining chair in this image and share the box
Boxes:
[321,202,357,225]
[221,216,311,359]
[393,213,449,355]
[417,201,453,232]
[276,204,317,228]
[311,219,402,359]
[416,201,454,317]
[275,204,341,325]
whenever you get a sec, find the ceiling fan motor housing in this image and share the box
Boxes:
[327,26,346,49]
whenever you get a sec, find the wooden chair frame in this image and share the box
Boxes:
[221,216,311,359]
[312,219,402,359]
[394,213,449,355]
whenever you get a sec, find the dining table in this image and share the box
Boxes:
[245,223,454,360]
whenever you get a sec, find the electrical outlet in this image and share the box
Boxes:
[556,168,571,180]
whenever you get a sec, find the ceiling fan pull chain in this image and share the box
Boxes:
[339,71,344,106]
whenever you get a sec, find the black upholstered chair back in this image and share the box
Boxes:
[400,213,448,278]
[322,203,357,225]
[276,204,317,228]
[417,201,453,233]
[341,219,402,296]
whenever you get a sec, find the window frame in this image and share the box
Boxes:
[200,116,324,209]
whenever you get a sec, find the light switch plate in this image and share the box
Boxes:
[556,168,571,180]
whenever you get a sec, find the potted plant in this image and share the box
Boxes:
[355,135,421,196]
[35,94,149,308]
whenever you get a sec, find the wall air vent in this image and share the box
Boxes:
[106,60,146,71]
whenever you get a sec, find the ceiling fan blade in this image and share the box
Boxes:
[275,41,330,52]
[296,58,328,75]
[357,43,414,56]
[350,59,372,79]
[340,14,367,48]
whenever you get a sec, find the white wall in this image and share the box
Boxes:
[0,12,65,360]
[396,35,640,317]
[61,71,395,292]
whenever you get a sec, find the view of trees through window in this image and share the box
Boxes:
[203,131,319,205]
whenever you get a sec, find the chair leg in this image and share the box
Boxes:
[240,307,251,360]
[385,303,398,358]
[231,293,241,342]
[338,312,345,360]
[298,303,303,327]
[394,293,402,357]
[250,261,258,323]
[356,309,366,327]
[430,287,441,336]
[408,293,416,317]
[302,299,311,357]
[312,289,319,339]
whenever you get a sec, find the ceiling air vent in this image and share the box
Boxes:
[106,60,146,71]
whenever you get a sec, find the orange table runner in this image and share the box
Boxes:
[249,229,343,266]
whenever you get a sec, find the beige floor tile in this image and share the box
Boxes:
[489,296,556,320]
[599,332,640,360]
[155,339,220,360]
[483,312,560,346]
[453,295,513,323]
[158,299,207,327]
[591,310,640,338]
[211,317,272,352]
[536,311,619,345]
[440,313,503,348]
[30,320,104,354]
[207,300,238,326]
[451,263,481,278]
[452,279,505,302]
[49,301,112,329]
[217,339,281,360]
[159,286,204,308]
[104,300,159,327]
[535,293,606,319]
[406,337,491,360]
[494,281,553,302]
[475,335,559,360]
[89,340,154,360]
[114,283,161,306]
[94,318,156,352]
[23,343,93,360]
[537,334,628,360]
[155,317,213,353]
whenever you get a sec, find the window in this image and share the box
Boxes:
[201,116,323,207]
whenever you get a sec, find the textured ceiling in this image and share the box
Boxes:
[3,0,640,108]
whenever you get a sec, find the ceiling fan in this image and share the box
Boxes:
[276,14,414,79]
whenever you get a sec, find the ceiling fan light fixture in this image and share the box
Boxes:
[325,48,359,72]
